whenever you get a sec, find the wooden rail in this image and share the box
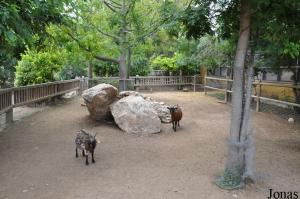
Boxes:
[85,75,202,91]
[0,79,80,123]
[204,76,300,111]
[1,75,200,126]
[0,89,13,115]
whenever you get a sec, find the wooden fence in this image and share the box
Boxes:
[133,75,201,91]
[0,79,80,123]
[82,75,202,91]
[0,75,201,125]
[204,76,300,112]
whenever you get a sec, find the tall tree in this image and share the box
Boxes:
[62,0,173,91]
[180,0,255,188]
[216,0,254,189]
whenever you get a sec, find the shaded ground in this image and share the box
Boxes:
[0,92,299,199]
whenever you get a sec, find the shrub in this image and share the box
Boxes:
[15,50,66,86]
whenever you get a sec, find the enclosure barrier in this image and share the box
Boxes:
[83,75,202,91]
[0,79,80,123]
[133,75,201,91]
[204,76,300,112]
[0,75,201,126]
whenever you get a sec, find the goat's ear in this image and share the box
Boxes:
[167,107,170,110]
[94,132,98,138]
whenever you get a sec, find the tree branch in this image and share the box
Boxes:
[60,26,119,64]
[104,1,120,12]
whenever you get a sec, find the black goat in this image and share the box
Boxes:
[75,129,99,165]
[167,105,183,132]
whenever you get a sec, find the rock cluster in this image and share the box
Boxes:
[82,84,171,135]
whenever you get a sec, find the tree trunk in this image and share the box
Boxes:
[88,61,93,79]
[87,61,93,88]
[291,66,300,113]
[127,47,132,77]
[216,0,252,189]
[119,50,127,92]
[118,0,128,92]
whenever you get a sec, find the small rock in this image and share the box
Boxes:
[119,91,143,98]
[22,189,28,193]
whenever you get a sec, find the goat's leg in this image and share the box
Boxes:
[174,121,177,132]
[172,121,175,131]
[75,148,78,158]
[92,151,95,163]
[85,150,89,165]
[178,121,180,128]
[82,150,85,157]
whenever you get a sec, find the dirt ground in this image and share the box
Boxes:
[0,92,299,199]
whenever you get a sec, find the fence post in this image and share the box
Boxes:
[6,90,14,124]
[256,82,261,112]
[78,78,84,95]
[224,76,229,103]
[204,76,207,95]
[6,109,13,124]
[193,75,196,92]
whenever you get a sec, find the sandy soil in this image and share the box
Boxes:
[0,92,299,199]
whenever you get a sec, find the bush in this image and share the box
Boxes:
[151,55,178,72]
[15,50,66,86]
[130,56,151,76]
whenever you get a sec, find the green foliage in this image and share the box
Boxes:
[197,36,229,69]
[131,57,151,76]
[93,62,119,77]
[0,0,69,87]
[15,50,66,86]
[151,55,178,72]
[181,0,212,39]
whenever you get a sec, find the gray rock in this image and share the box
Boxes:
[146,99,172,123]
[110,96,161,135]
[82,84,118,120]
[119,91,144,98]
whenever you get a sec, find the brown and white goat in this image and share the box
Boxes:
[75,129,100,165]
[167,105,182,132]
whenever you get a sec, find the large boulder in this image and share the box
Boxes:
[82,84,118,120]
[119,91,171,123]
[110,96,161,135]
[146,99,171,123]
